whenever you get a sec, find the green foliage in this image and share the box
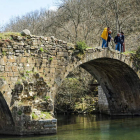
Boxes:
[26,70,32,74]
[17,110,22,115]
[55,67,98,113]
[24,70,32,77]
[44,96,50,101]
[76,41,88,53]
[49,57,53,61]
[32,112,38,120]
[40,47,44,52]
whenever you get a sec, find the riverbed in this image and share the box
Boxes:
[1,114,140,140]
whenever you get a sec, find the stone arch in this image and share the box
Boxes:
[54,53,140,115]
[80,58,140,115]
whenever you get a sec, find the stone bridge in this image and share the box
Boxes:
[0,33,140,135]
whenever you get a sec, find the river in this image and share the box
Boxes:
[1,114,140,140]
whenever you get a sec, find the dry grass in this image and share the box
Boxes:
[0,32,21,40]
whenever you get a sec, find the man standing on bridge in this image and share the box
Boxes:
[101,27,110,48]
[114,33,121,52]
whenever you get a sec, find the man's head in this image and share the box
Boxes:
[107,27,110,31]
[109,30,112,34]
[121,32,124,35]
[117,33,120,36]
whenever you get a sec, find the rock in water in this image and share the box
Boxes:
[21,29,31,36]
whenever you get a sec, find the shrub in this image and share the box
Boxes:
[76,41,88,53]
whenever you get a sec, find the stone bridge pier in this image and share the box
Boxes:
[0,33,140,135]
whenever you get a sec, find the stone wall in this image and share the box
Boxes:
[98,86,110,114]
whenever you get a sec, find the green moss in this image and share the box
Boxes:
[49,57,53,61]
[41,112,53,119]
[44,96,50,101]
[26,70,32,74]
[40,47,44,52]
[122,51,136,55]
[2,51,6,56]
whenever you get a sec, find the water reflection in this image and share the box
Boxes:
[1,114,140,140]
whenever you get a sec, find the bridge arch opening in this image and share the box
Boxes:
[80,58,140,115]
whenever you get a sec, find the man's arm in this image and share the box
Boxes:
[114,37,116,43]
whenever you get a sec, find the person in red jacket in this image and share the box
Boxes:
[101,27,110,48]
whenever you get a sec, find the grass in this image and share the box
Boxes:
[32,112,39,120]
[41,112,53,119]
[0,32,21,40]
[122,50,136,55]
[86,47,94,49]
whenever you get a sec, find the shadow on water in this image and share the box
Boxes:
[1,114,140,140]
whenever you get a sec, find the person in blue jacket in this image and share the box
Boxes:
[114,33,121,52]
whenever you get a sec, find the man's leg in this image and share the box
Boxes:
[118,43,121,52]
[115,43,118,50]
[105,41,108,48]
[101,39,106,48]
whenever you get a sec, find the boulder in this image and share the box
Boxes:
[21,29,31,36]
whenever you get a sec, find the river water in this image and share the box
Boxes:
[1,114,140,140]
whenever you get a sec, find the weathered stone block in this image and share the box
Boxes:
[8,56,16,63]
[0,56,7,65]
[7,72,14,77]
[57,52,68,57]
[12,66,18,72]
[11,77,18,81]
[0,72,7,77]
[13,72,19,77]
[5,66,12,72]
